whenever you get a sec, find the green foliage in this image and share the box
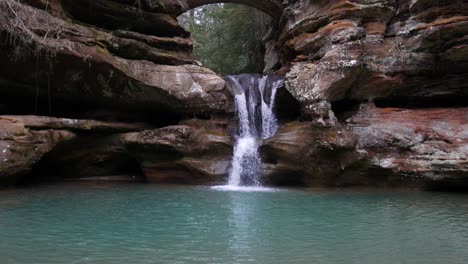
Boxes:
[178,4,271,76]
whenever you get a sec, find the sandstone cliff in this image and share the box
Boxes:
[0,0,466,191]
[266,0,467,190]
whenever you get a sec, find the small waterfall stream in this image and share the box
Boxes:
[224,74,283,188]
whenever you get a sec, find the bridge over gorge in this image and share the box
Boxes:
[179,0,284,17]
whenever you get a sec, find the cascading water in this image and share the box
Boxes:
[224,74,283,188]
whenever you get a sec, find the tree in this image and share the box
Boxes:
[178,4,271,75]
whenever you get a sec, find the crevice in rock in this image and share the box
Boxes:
[266,169,307,187]
[424,178,468,193]
[112,30,193,52]
[374,95,468,109]
[331,99,362,121]
[20,135,145,185]
[181,112,213,121]
[0,94,183,128]
[274,86,301,122]
[61,0,189,38]
[0,69,185,128]
[104,36,196,66]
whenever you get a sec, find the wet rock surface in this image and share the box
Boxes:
[261,120,357,186]
[121,119,233,184]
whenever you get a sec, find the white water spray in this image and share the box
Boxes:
[224,74,282,187]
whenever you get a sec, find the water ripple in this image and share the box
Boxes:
[1,184,468,264]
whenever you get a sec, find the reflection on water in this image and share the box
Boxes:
[227,191,255,262]
[211,185,279,192]
[1,183,468,264]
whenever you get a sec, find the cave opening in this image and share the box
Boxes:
[19,135,146,186]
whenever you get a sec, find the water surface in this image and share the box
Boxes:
[1,183,468,264]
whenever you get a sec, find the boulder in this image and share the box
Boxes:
[121,119,233,184]
[0,117,75,184]
[261,121,356,186]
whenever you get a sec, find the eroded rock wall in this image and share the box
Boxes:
[0,0,466,190]
[0,0,233,184]
[280,0,467,111]
[0,0,228,118]
[264,0,468,190]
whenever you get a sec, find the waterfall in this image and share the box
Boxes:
[225,74,282,187]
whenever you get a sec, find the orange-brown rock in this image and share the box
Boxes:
[343,103,468,189]
[261,120,356,186]
[260,103,467,189]
[280,0,468,111]
[0,0,467,190]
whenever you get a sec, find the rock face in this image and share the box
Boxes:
[0,116,76,183]
[0,115,150,132]
[346,104,468,187]
[0,0,233,186]
[257,0,468,190]
[0,115,231,185]
[0,0,466,190]
[0,115,156,183]
[121,119,232,184]
[280,0,468,115]
[261,104,468,189]
[0,0,228,118]
[261,121,356,186]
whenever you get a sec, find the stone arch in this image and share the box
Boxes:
[180,0,284,17]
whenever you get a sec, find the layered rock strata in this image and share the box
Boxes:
[0,0,228,118]
[0,115,232,184]
[280,0,468,114]
[259,0,468,190]
[0,0,466,190]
